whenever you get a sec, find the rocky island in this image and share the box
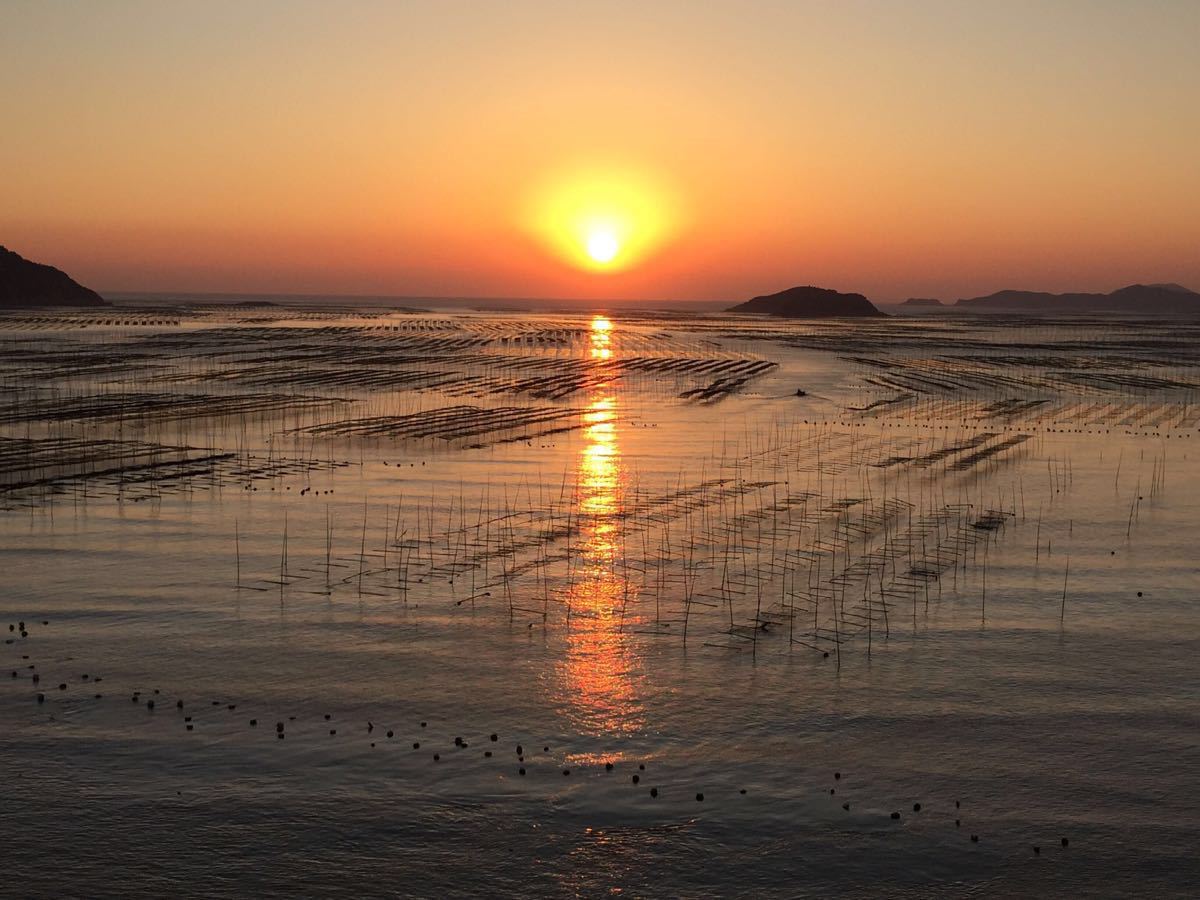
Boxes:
[728,285,885,318]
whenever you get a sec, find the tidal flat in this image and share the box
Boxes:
[2,304,1198,897]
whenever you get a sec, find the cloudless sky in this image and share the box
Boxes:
[2,0,1198,300]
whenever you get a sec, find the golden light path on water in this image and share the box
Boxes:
[555,315,645,736]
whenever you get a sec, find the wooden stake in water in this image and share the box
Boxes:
[1060,555,1070,624]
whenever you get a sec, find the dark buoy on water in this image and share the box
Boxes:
[519,767,526,776]
[176,699,183,709]
[695,793,704,802]
[413,742,420,749]
[1033,846,1041,855]
[913,802,921,812]
[834,772,841,780]
[890,812,901,820]
[971,834,979,843]
[490,733,498,742]
[632,774,640,785]
[1061,837,1069,848]
[650,787,658,798]
[605,762,613,772]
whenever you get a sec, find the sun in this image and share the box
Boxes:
[586,230,620,265]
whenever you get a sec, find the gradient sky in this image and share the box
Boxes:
[2,1,1198,301]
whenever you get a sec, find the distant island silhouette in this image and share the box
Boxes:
[901,297,944,307]
[728,285,885,318]
[0,245,107,308]
[955,283,1198,312]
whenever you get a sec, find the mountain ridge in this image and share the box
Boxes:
[955,283,1199,312]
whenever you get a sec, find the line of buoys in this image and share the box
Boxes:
[6,650,1078,852]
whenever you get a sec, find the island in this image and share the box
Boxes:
[0,245,108,308]
[728,285,886,318]
[901,297,944,307]
[954,283,1199,313]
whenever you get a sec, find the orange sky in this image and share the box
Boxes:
[2,1,1198,301]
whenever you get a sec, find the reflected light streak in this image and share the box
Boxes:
[557,315,644,735]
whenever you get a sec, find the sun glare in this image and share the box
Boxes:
[523,166,681,274]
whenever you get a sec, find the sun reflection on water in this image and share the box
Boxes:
[556,315,644,735]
